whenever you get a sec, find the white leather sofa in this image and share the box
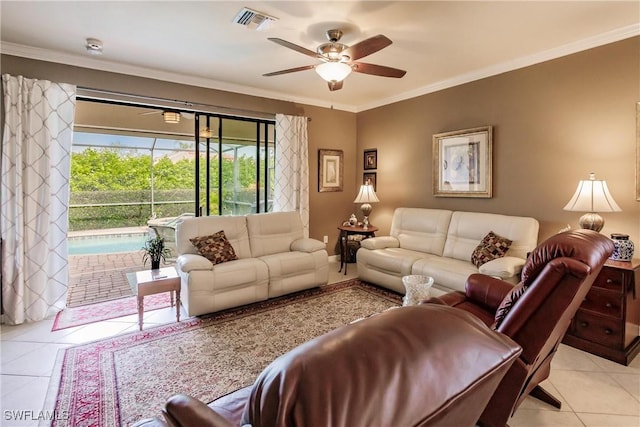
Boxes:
[357,208,539,294]
[175,211,329,316]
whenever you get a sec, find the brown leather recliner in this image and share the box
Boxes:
[136,304,522,427]
[427,229,614,427]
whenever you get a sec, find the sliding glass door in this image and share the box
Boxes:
[195,114,275,217]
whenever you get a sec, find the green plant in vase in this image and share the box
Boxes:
[142,235,171,270]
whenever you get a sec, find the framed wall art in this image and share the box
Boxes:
[318,149,343,192]
[433,126,493,198]
[363,172,377,191]
[364,149,377,170]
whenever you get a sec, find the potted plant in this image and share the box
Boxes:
[142,235,172,270]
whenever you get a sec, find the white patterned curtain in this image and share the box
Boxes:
[1,74,76,324]
[274,114,310,236]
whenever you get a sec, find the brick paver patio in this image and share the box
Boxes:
[67,250,176,307]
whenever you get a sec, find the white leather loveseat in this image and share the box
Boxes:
[175,211,329,316]
[357,208,539,294]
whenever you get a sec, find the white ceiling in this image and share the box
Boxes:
[1,1,638,112]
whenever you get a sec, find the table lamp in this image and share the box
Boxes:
[563,173,621,232]
[353,181,379,229]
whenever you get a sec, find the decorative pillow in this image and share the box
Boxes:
[471,231,513,268]
[493,283,527,330]
[189,230,238,265]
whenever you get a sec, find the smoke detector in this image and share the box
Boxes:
[232,7,278,31]
[85,38,103,55]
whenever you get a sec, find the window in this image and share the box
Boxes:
[71,100,275,232]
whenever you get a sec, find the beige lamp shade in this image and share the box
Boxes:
[354,184,379,229]
[563,173,621,232]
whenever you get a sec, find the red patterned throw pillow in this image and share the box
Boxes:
[471,231,512,268]
[190,230,238,265]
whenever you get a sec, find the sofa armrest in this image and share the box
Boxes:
[176,254,214,273]
[465,273,515,311]
[291,238,325,253]
[479,256,526,280]
[360,236,400,250]
[163,394,234,427]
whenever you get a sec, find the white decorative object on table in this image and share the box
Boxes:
[402,275,434,306]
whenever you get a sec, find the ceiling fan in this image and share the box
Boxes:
[139,110,195,124]
[263,29,406,91]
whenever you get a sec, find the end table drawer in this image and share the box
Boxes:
[581,287,623,318]
[572,311,623,348]
[592,268,624,291]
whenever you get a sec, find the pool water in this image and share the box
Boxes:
[68,233,149,255]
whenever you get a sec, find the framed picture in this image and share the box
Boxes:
[363,172,377,190]
[364,149,377,170]
[636,102,640,201]
[433,126,493,198]
[318,149,343,192]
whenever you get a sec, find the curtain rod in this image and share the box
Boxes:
[76,87,311,121]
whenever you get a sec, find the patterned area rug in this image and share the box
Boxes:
[52,293,172,331]
[51,280,401,427]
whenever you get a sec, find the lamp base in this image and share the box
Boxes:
[362,216,369,230]
[578,212,604,233]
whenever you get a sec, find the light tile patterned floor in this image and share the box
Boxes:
[1,261,639,426]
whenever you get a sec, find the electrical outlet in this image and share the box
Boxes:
[323,235,328,244]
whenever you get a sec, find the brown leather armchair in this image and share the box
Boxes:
[135,304,522,427]
[428,229,614,427]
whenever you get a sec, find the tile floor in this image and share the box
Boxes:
[1,260,639,427]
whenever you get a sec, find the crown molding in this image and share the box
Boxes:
[358,23,640,112]
[0,42,357,113]
[2,23,637,114]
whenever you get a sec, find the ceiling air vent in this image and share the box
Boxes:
[233,7,278,31]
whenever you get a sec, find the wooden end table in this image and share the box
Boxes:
[338,225,378,275]
[563,258,640,365]
[132,267,181,331]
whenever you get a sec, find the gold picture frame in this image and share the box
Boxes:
[318,149,343,192]
[433,126,493,198]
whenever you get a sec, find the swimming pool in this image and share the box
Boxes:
[68,233,149,255]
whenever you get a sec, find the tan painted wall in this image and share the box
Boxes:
[356,37,640,247]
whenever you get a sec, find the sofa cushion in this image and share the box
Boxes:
[390,208,452,256]
[471,231,512,267]
[189,231,238,265]
[176,215,251,259]
[246,211,304,257]
[444,212,539,261]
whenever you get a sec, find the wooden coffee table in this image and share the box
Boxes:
[132,267,181,330]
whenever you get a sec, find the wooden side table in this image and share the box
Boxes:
[132,267,181,331]
[337,225,378,275]
[563,258,640,365]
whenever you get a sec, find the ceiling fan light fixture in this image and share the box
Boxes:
[315,62,352,83]
[163,111,181,123]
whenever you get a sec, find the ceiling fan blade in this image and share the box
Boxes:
[352,62,406,78]
[263,65,316,77]
[328,80,343,91]
[139,110,162,116]
[267,38,320,59]
[342,35,392,61]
